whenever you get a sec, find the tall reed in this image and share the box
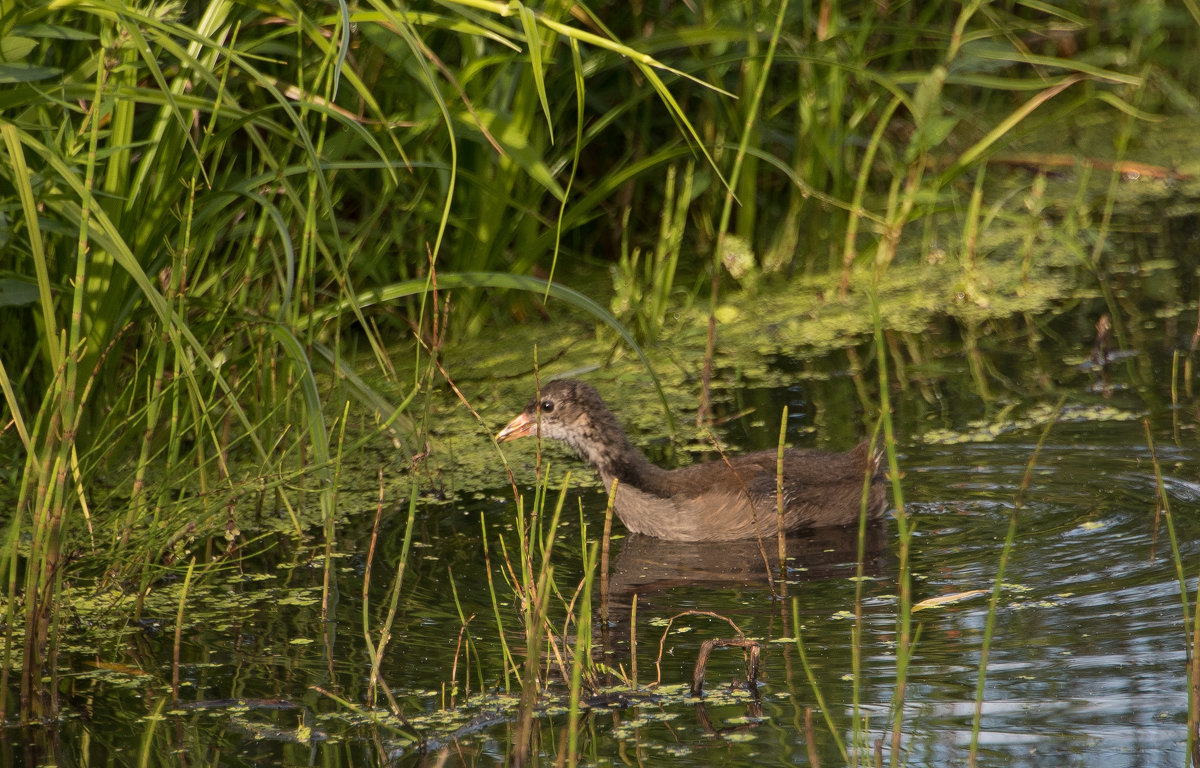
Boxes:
[967,400,1064,766]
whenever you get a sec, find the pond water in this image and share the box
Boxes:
[8,195,1200,766]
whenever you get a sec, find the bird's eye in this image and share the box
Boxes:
[539,399,554,413]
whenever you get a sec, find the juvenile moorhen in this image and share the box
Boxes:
[496,379,887,542]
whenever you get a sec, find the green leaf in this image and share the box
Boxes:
[1,36,36,61]
[0,279,40,307]
[517,3,554,143]
[12,23,98,41]
[0,63,60,84]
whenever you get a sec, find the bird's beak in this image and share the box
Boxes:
[496,412,537,442]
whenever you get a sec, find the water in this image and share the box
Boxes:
[898,434,1198,767]
[13,349,1197,767]
[7,212,1200,766]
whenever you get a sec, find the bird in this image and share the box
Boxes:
[495,379,887,542]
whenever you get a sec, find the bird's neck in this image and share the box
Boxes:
[594,444,669,497]
[564,422,669,497]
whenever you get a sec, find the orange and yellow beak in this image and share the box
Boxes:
[496,411,537,442]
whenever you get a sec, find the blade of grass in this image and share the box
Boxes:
[967,397,1064,766]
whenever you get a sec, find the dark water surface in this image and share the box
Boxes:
[8,202,1200,766]
[11,330,1199,767]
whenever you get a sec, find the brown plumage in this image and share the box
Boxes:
[496,379,887,542]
